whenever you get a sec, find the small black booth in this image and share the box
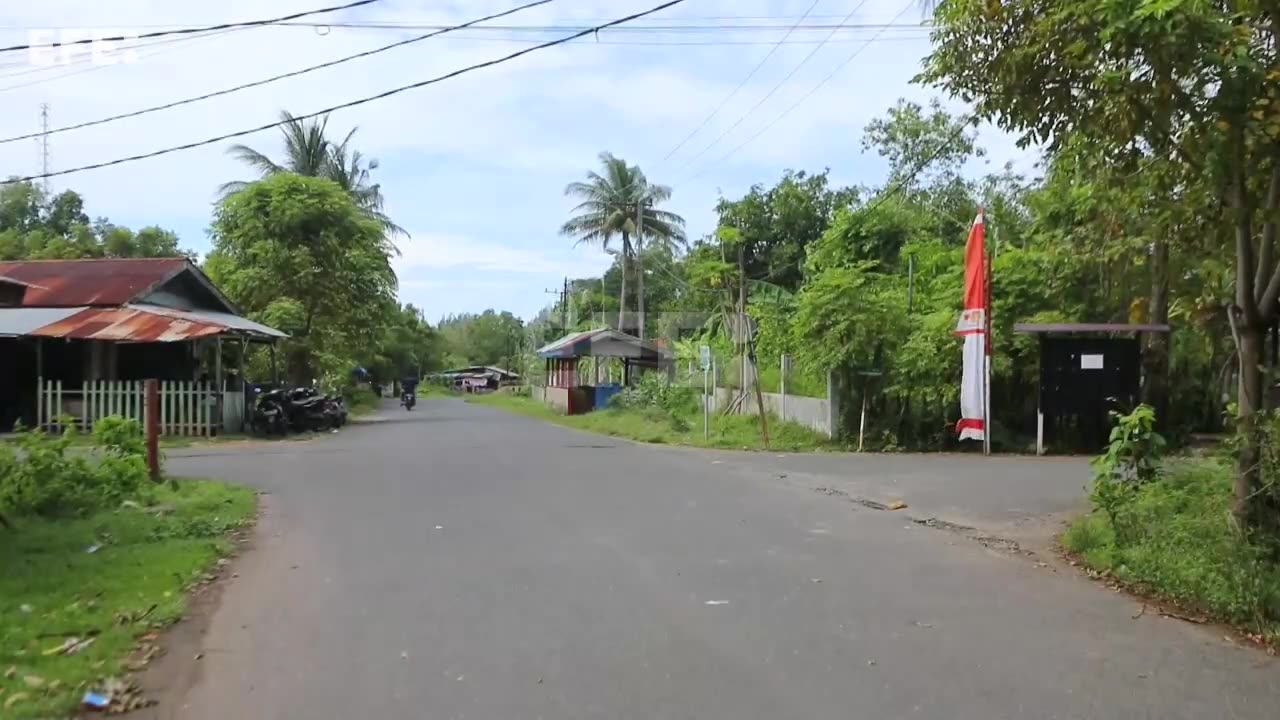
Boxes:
[1014,323,1171,454]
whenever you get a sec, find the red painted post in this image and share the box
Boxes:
[145,379,160,482]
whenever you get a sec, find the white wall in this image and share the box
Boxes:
[713,384,834,438]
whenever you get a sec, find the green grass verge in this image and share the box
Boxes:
[1061,458,1280,643]
[469,393,832,452]
[0,480,256,718]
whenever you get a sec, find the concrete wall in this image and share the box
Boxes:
[542,386,569,413]
[713,382,835,438]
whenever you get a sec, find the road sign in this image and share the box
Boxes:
[699,345,712,370]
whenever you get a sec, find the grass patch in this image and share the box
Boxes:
[470,393,832,452]
[0,480,256,718]
[1061,458,1280,642]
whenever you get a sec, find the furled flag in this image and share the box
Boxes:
[955,210,988,442]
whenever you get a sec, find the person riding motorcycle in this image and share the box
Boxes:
[400,375,418,410]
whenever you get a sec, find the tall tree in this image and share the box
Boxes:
[220,110,404,237]
[560,152,685,338]
[922,0,1280,529]
[205,174,397,384]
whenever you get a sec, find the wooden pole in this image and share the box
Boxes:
[145,379,160,482]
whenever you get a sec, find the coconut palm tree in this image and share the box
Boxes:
[560,152,685,339]
[219,110,405,237]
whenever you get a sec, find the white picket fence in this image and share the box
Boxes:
[37,379,235,437]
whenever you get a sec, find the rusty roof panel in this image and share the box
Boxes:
[0,258,188,307]
[30,307,226,342]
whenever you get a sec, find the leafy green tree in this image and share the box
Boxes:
[220,110,404,237]
[561,152,685,338]
[205,174,397,384]
[714,170,857,292]
[0,181,191,260]
[921,0,1280,528]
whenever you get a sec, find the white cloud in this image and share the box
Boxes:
[394,232,610,277]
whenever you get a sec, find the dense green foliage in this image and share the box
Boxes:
[0,181,191,260]
[0,419,149,519]
[921,0,1279,532]
[535,95,1231,451]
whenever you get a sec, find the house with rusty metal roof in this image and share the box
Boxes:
[0,258,286,435]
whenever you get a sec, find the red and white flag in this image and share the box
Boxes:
[955,210,988,442]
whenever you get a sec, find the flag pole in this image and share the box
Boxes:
[983,223,995,456]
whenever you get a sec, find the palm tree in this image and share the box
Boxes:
[560,152,685,339]
[219,110,405,237]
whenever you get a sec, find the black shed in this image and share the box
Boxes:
[1014,323,1171,454]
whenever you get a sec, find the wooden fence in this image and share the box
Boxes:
[37,379,228,437]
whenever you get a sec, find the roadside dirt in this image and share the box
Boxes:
[117,496,272,719]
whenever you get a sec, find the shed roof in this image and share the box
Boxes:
[0,307,87,337]
[131,304,287,339]
[1013,323,1171,334]
[27,304,287,342]
[0,258,192,307]
[537,328,673,360]
[30,306,226,342]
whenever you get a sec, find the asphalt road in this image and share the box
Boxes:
[156,398,1276,719]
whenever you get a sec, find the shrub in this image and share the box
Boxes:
[0,417,150,519]
[610,374,698,414]
[1089,404,1166,542]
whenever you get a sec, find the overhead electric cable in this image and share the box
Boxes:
[1,0,687,185]
[0,0,555,146]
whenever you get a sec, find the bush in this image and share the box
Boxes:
[1068,459,1280,629]
[0,417,151,519]
[610,374,698,414]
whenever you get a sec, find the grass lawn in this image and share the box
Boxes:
[0,480,256,718]
[1061,458,1280,645]
[470,392,833,452]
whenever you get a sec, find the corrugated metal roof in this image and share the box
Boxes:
[0,307,87,337]
[30,306,226,342]
[0,258,188,307]
[537,328,673,359]
[130,304,288,338]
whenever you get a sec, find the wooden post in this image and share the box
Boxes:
[145,379,160,482]
[215,337,224,435]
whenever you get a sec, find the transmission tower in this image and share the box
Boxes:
[38,103,51,195]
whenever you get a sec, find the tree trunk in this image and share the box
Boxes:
[636,238,646,341]
[1235,320,1266,526]
[1142,235,1170,426]
[617,233,629,333]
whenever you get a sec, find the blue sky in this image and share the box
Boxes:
[0,0,1034,321]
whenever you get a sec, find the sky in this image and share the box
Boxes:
[0,0,1036,322]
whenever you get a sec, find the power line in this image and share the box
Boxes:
[0,29,242,94]
[0,0,381,55]
[0,0,688,186]
[0,0,555,147]
[660,0,821,163]
[674,0,874,174]
[690,0,916,178]
[363,34,930,46]
[271,20,928,32]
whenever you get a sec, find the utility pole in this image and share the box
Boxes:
[544,278,568,333]
[38,103,51,195]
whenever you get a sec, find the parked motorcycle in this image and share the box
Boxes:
[250,388,288,436]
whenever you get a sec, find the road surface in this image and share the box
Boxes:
[151,398,1276,719]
